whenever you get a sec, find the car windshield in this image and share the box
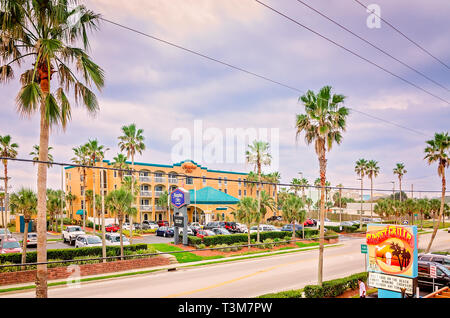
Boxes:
[206,231,215,235]
[438,264,450,276]
[112,236,127,242]
[68,227,82,232]
[87,237,102,244]
[28,234,37,238]
[0,229,10,235]
[3,241,20,249]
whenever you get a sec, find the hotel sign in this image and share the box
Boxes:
[171,189,187,208]
[368,272,416,295]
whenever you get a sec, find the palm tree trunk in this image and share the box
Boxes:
[318,150,326,286]
[360,178,363,230]
[93,169,96,234]
[425,171,446,253]
[257,164,261,243]
[101,169,106,263]
[22,220,29,264]
[119,216,124,260]
[83,171,86,231]
[36,100,49,298]
[247,222,251,250]
[370,177,373,220]
[2,163,7,231]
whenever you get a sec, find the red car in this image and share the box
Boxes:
[0,238,22,254]
[196,230,215,239]
[106,224,120,232]
[303,219,315,227]
[157,220,169,227]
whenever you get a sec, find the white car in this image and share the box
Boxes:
[249,224,277,233]
[62,226,86,245]
[178,227,194,236]
[105,233,130,246]
[236,223,248,233]
[142,221,158,230]
[26,232,38,247]
[74,235,103,248]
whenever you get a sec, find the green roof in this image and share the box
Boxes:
[189,187,239,205]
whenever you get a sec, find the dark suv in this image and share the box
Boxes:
[418,253,450,270]
[418,261,450,291]
[224,222,238,233]
[204,221,225,230]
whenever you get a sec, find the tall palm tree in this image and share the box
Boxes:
[0,135,18,231]
[29,145,53,167]
[118,124,146,227]
[355,158,368,230]
[157,191,169,227]
[246,171,258,195]
[295,85,349,286]
[236,197,257,250]
[106,188,134,259]
[290,178,301,196]
[366,160,380,221]
[10,188,37,264]
[65,192,77,220]
[254,190,275,242]
[71,144,89,231]
[393,163,407,204]
[246,140,271,243]
[1,1,104,298]
[424,132,449,253]
[281,194,306,240]
[121,175,139,242]
[0,193,5,229]
[111,153,129,182]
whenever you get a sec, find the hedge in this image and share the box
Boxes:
[0,243,149,264]
[191,231,293,246]
[303,272,368,298]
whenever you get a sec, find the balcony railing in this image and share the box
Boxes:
[155,206,165,211]
[154,191,164,197]
[140,191,152,197]
[140,205,153,212]
[154,177,165,183]
[139,176,152,183]
[168,177,178,184]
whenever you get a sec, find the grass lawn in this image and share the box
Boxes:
[148,244,223,263]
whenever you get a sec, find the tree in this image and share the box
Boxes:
[0,135,18,231]
[10,188,37,264]
[246,171,258,195]
[355,158,368,230]
[236,197,257,250]
[246,140,271,243]
[255,190,275,242]
[295,85,349,286]
[1,1,104,298]
[281,194,306,240]
[423,132,449,253]
[118,124,146,227]
[111,153,129,182]
[121,175,140,241]
[29,145,53,167]
[46,189,64,232]
[71,144,89,230]
[157,191,169,227]
[106,188,134,259]
[65,192,77,220]
[366,160,380,219]
[393,163,407,204]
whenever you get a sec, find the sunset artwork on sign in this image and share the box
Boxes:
[366,225,417,277]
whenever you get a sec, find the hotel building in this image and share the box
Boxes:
[64,160,279,224]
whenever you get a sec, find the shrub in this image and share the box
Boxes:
[304,272,368,298]
[188,236,202,246]
[263,238,275,249]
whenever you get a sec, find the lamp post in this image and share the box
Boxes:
[357,178,363,230]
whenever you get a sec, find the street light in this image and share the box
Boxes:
[357,178,363,230]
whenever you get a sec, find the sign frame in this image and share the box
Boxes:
[368,272,417,296]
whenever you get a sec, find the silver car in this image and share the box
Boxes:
[74,235,102,248]
[105,233,130,246]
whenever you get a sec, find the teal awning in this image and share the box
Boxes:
[76,209,85,215]
[189,187,239,205]
[216,207,228,211]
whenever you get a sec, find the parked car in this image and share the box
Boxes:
[280,224,303,232]
[25,232,38,247]
[62,225,85,245]
[211,228,231,235]
[75,235,103,248]
[106,224,120,232]
[157,220,169,227]
[196,230,216,239]
[0,238,22,254]
[418,261,450,290]
[142,221,158,229]
[133,223,145,230]
[249,224,279,233]
[235,223,248,233]
[340,221,355,227]
[224,222,238,233]
[204,222,225,230]
[0,228,11,239]
[267,215,282,222]
[188,223,201,235]
[156,226,174,237]
[105,233,130,246]
[303,219,315,227]
[418,253,450,270]
[179,227,194,236]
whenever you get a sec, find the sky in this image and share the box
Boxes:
[0,0,449,198]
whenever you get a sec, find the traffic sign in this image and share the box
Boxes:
[430,265,437,278]
[361,244,368,254]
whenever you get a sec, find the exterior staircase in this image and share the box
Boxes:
[424,286,450,298]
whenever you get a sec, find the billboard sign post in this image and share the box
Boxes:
[170,188,190,245]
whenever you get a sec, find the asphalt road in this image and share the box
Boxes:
[4,230,448,298]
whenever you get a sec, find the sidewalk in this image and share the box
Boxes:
[0,243,339,293]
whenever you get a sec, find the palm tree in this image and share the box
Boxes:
[246,171,259,195]
[29,145,53,167]
[0,193,5,229]
[290,178,301,196]
[366,160,380,220]
[118,124,146,227]
[106,188,134,259]
[71,144,89,231]
[417,198,429,230]
[1,1,104,298]
[246,140,271,242]
[281,194,306,240]
[157,191,169,228]
[393,163,407,204]
[424,132,449,253]
[0,135,19,231]
[65,192,77,221]
[111,153,130,182]
[121,175,139,242]
[355,159,368,230]
[295,85,349,286]
[236,197,257,250]
[46,189,64,232]
[10,188,37,264]
[255,190,275,242]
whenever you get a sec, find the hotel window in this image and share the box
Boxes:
[114,184,117,190]
[114,171,117,178]
[224,177,227,186]
[238,190,242,197]
[81,200,85,210]
[80,186,84,195]
[238,178,241,187]
[186,177,193,185]
[244,190,247,196]
[203,176,206,185]
[218,177,222,185]
[224,189,227,194]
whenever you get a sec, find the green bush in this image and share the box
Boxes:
[188,236,202,246]
[200,231,292,247]
[304,272,368,298]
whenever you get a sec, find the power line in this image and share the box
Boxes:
[1,157,445,193]
[254,0,450,105]
[99,17,431,138]
[353,0,450,71]
[295,0,449,92]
